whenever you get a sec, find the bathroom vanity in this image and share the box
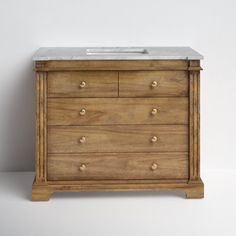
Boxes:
[32,47,204,200]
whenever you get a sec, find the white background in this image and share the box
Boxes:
[0,0,236,171]
[0,171,235,236]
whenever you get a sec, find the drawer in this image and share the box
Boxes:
[119,71,188,97]
[48,71,118,97]
[48,153,189,180]
[48,125,188,153]
[48,98,188,125]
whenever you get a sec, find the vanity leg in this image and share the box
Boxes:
[184,181,204,199]
[32,184,52,201]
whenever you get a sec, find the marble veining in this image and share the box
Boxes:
[33,47,203,61]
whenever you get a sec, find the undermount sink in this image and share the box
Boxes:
[86,48,148,55]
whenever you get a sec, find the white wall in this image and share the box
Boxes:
[0,0,235,171]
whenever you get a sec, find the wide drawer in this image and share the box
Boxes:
[48,71,118,97]
[48,125,188,153]
[48,153,189,180]
[48,98,188,125]
[119,71,188,97]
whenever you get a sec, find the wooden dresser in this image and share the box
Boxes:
[32,47,204,200]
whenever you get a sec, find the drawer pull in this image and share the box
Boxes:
[151,81,158,88]
[79,164,86,171]
[151,163,158,171]
[79,81,86,88]
[79,136,86,143]
[151,136,158,143]
[151,108,158,115]
[79,108,86,116]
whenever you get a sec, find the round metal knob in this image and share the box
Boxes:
[79,136,86,143]
[151,108,158,115]
[151,81,158,88]
[151,163,158,171]
[79,164,86,171]
[80,108,86,116]
[79,81,86,88]
[151,136,158,143]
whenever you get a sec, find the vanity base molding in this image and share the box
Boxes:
[32,179,204,201]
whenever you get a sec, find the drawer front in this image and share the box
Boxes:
[48,153,189,180]
[48,71,118,97]
[48,125,188,153]
[48,98,188,125]
[119,71,188,97]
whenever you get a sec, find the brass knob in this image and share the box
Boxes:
[151,81,158,88]
[151,108,158,115]
[151,136,158,143]
[151,163,158,171]
[79,164,86,171]
[79,81,86,88]
[79,136,86,143]
[79,108,86,116]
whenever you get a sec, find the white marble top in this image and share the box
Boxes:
[33,47,203,61]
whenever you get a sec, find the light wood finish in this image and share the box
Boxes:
[32,182,52,201]
[35,60,191,71]
[35,72,47,183]
[48,125,188,153]
[33,58,204,200]
[47,153,188,180]
[48,98,188,125]
[189,62,200,182]
[48,71,118,97]
[32,179,204,201]
[46,179,188,185]
[119,71,188,97]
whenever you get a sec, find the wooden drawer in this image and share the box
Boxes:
[48,98,188,125]
[119,71,188,97]
[48,71,118,97]
[48,125,188,153]
[48,153,189,180]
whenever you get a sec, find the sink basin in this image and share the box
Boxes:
[86,48,148,55]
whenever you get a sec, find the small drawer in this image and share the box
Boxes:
[48,97,188,125]
[48,71,118,97]
[119,71,188,97]
[48,125,188,153]
[48,153,189,180]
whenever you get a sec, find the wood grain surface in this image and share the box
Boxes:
[119,71,188,97]
[35,72,47,183]
[48,71,118,97]
[47,152,188,180]
[48,125,188,153]
[189,67,200,182]
[35,60,190,71]
[33,59,204,201]
[48,98,188,125]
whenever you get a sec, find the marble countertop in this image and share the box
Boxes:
[33,47,203,61]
